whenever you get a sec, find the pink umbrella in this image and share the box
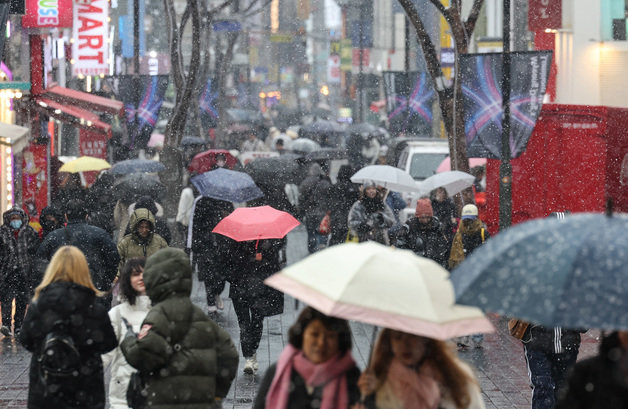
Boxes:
[436,157,487,173]
[212,205,300,241]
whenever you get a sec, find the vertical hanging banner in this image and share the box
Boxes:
[383,71,435,136]
[119,75,169,149]
[528,0,562,31]
[460,51,553,159]
[72,0,109,76]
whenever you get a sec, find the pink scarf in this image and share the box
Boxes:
[265,344,356,409]
[386,359,441,409]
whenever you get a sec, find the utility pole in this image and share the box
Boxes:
[357,4,364,123]
[499,0,512,230]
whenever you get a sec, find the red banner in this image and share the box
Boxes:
[23,0,74,28]
[528,0,562,32]
[79,129,108,186]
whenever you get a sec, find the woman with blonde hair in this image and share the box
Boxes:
[19,246,117,409]
[354,329,485,409]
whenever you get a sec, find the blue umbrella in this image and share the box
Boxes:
[191,168,264,202]
[450,213,628,330]
[110,159,165,175]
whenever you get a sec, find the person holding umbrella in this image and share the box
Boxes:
[212,206,300,374]
[253,307,361,409]
[348,181,395,245]
[355,328,486,409]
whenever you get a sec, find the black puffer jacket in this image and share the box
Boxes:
[35,220,120,292]
[397,216,450,267]
[19,282,117,409]
[558,332,628,409]
[228,238,285,317]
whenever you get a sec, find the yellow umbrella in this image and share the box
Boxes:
[59,156,111,173]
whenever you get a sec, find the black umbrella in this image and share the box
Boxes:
[244,154,306,186]
[305,147,348,161]
[180,136,207,146]
[110,159,165,175]
[300,119,344,136]
[113,173,166,201]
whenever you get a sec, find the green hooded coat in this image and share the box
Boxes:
[120,248,239,408]
[117,208,168,274]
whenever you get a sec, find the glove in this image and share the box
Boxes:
[357,223,370,234]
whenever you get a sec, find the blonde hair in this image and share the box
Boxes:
[33,246,102,300]
[369,329,477,409]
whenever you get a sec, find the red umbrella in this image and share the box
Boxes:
[212,205,300,242]
[188,149,237,174]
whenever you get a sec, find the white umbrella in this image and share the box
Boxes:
[350,165,419,192]
[418,170,475,196]
[265,241,493,340]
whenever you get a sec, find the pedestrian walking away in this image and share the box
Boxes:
[19,246,117,409]
[298,163,332,253]
[347,181,395,245]
[120,247,239,408]
[0,207,42,337]
[102,257,151,409]
[189,196,234,314]
[229,237,285,374]
[38,205,64,240]
[355,328,486,409]
[328,164,359,246]
[253,307,361,409]
[35,199,120,308]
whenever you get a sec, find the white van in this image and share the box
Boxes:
[395,139,449,222]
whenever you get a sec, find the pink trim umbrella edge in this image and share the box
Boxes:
[265,274,494,340]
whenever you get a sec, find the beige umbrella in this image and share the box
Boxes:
[265,241,493,340]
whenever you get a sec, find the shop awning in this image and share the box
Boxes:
[42,84,124,116]
[35,98,112,134]
[0,122,29,153]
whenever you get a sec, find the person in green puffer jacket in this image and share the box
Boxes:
[121,247,239,408]
[117,208,168,276]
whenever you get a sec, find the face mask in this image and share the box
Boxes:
[10,220,22,229]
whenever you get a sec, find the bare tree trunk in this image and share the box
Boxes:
[397,0,484,175]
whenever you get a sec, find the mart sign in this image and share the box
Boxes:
[72,0,109,76]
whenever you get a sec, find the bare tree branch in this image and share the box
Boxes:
[464,0,484,39]
[244,0,273,17]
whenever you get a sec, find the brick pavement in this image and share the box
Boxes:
[0,225,601,408]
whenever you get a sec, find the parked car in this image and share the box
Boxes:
[395,138,449,222]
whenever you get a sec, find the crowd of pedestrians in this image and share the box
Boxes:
[0,142,624,409]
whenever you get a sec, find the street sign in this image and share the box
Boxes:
[341,39,352,71]
[212,20,241,32]
[352,48,370,68]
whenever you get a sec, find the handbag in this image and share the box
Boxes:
[507,318,530,340]
[318,211,331,235]
[127,371,148,409]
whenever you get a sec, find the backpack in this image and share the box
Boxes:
[38,321,81,383]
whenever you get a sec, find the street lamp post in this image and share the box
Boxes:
[499,0,512,231]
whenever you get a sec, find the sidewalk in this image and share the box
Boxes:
[0,225,601,408]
